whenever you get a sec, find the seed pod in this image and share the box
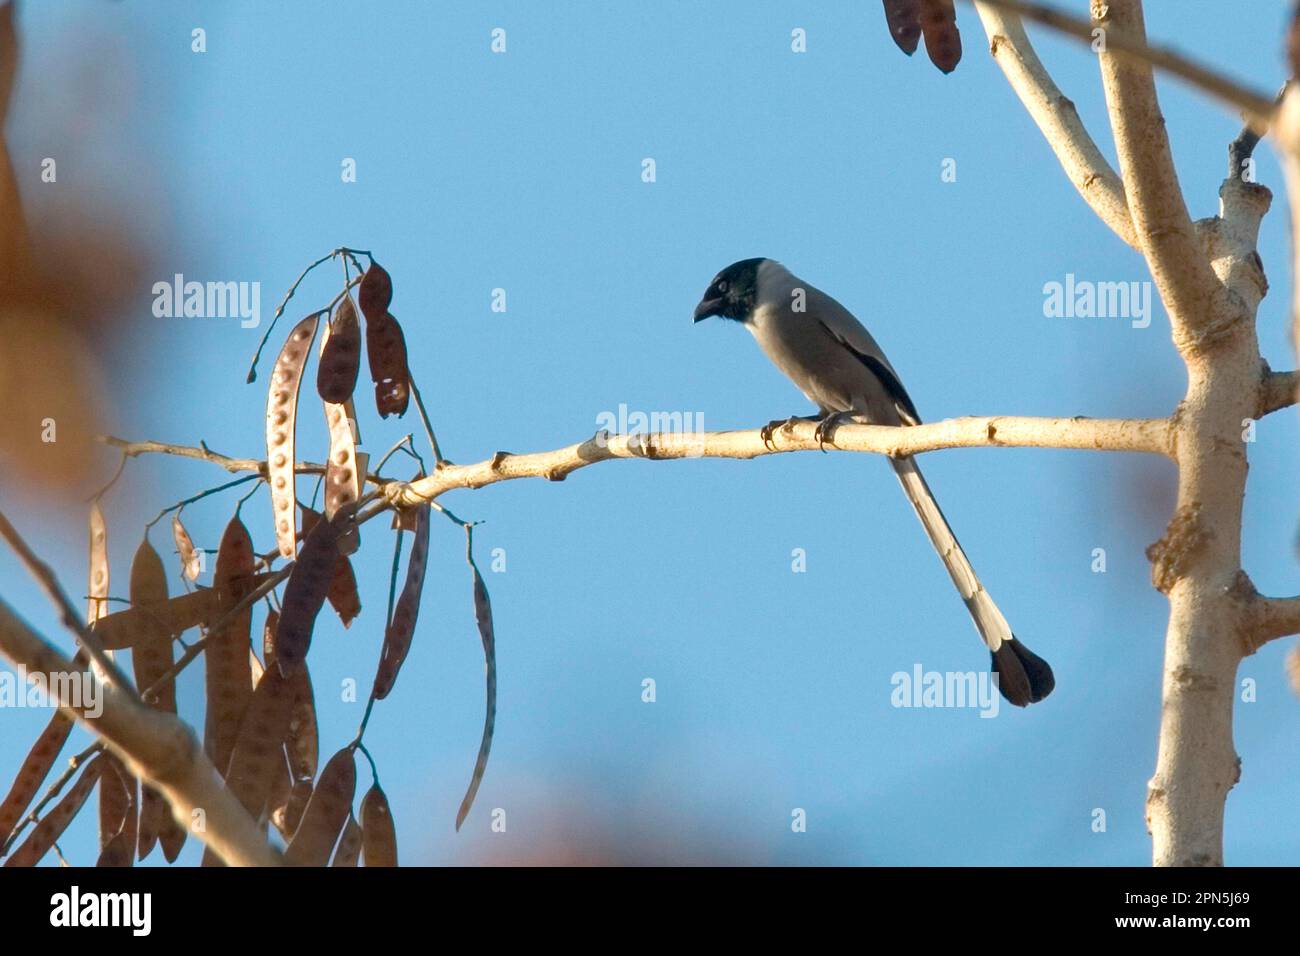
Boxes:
[323,399,362,519]
[221,667,297,830]
[357,260,392,321]
[277,506,357,674]
[285,663,318,781]
[90,587,220,651]
[274,777,313,840]
[204,515,256,776]
[301,507,362,628]
[284,747,356,867]
[262,610,280,671]
[87,502,109,625]
[331,813,362,867]
[360,784,397,867]
[881,0,921,55]
[317,295,361,404]
[129,537,178,860]
[4,756,103,867]
[171,513,202,581]
[366,311,410,418]
[0,709,74,851]
[96,755,136,868]
[918,0,960,74]
[267,314,321,559]
[372,505,431,701]
[455,560,497,831]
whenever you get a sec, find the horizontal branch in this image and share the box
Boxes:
[1259,369,1300,417]
[1245,594,1300,651]
[387,416,1173,508]
[0,597,278,866]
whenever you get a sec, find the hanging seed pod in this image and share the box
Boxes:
[881,0,921,55]
[262,610,280,671]
[918,0,960,74]
[96,755,136,867]
[0,709,75,851]
[267,314,321,559]
[284,747,356,867]
[360,784,397,867]
[371,505,431,701]
[455,556,497,831]
[317,295,361,404]
[129,538,178,860]
[4,756,104,867]
[171,513,202,581]
[204,515,256,776]
[323,399,362,519]
[87,502,109,625]
[357,260,392,322]
[300,507,362,627]
[276,506,357,674]
[366,311,410,419]
[285,663,318,781]
[223,667,297,819]
[331,813,363,867]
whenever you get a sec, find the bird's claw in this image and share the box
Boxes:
[761,419,788,450]
[814,414,845,452]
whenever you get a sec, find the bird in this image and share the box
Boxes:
[692,257,1054,707]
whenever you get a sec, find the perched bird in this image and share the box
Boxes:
[693,258,1053,706]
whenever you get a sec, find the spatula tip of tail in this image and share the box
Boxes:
[991,637,1055,707]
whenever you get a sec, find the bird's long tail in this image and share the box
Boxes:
[889,454,1054,706]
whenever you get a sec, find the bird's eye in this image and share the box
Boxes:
[717,280,729,293]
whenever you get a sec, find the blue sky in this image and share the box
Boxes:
[1,1,1297,865]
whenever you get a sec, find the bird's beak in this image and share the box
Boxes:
[693,296,724,323]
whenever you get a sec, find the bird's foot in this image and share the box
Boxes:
[814,412,851,452]
[761,415,817,450]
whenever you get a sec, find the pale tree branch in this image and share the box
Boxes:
[0,598,279,866]
[1259,368,1300,417]
[1094,1,1231,347]
[1244,594,1300,652]
[972,1,1138,248]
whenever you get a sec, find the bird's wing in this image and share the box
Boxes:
[809,287,920,425]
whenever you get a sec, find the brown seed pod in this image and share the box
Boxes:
[285,662,318,781]
[456,559,497,831]
[89,587,217,651]
[96,755,137,868]
[277,506,357,674]
[0,709,74,851]
[204,515,256,776]
[881,0,921,55]
[223,667,297,821]
[357,260,392,322]
[331,813,363,867]
[262,609,280,671]
[317,295,361,404]
[276,777,313,840]
[918,0,960,74]
[87,502,109,625]
[323,398,362,519]
[267,314,321,559]
[4,756,104,867]
[284,747,356,867]
[171,512,202,581]
[366,311,410,418]
[129,537,178,860]
[371,505,431,701]
[360,784,397,867]
[302,507,363,628]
